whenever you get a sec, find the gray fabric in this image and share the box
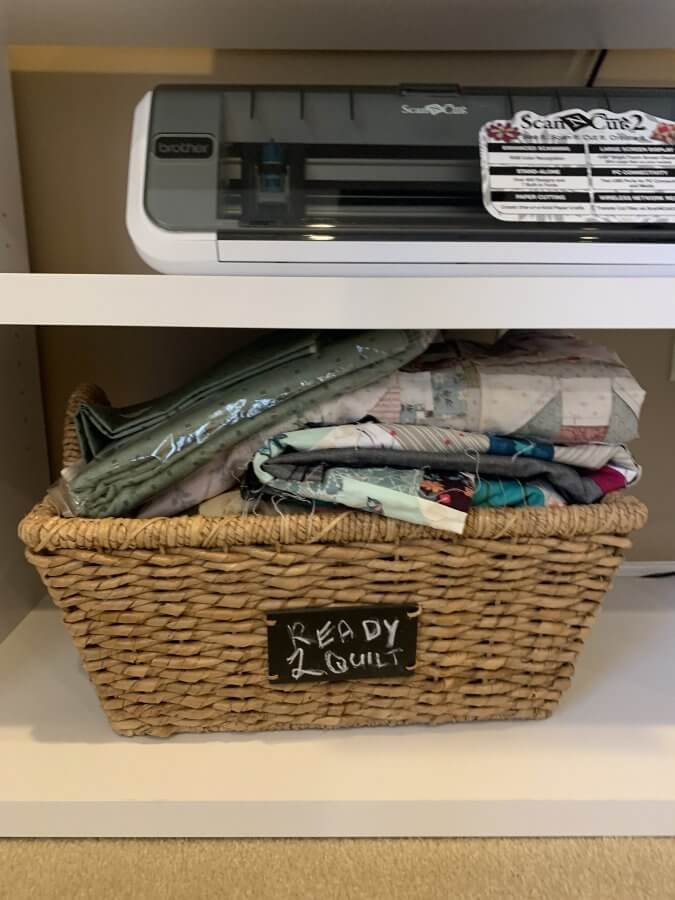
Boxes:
[606,393,638,446]
[519,395,562,443]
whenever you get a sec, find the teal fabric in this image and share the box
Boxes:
[62,330,434,519]
[472,479,547,507]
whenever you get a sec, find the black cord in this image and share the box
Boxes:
[586,49,608,88]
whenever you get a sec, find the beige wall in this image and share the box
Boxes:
[10,50,675,560]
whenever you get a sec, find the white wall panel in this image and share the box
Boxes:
[6,0,675,51]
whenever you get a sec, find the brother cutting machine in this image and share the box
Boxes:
[127,84,675,274]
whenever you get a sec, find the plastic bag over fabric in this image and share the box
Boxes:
[75,331,322,461]
[54,329,435,518]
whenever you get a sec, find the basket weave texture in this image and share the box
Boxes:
[19,385,648,738]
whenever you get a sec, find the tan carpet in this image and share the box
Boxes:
[2,838,674,900]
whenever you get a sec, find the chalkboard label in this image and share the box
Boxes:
[266,604,419,684]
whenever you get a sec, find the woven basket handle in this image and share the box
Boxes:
[61,383,110,469]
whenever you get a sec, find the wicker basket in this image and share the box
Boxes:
[19,385,648,738]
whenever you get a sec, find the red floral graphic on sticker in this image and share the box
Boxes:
[486,122,520,143]
[651,122,675,144]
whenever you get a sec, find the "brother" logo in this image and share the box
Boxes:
[154,135,214,159]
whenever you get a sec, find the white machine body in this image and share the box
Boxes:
[127,85,675,275]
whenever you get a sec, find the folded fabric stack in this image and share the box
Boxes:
[56,329,434,518]
[54,329,645,536]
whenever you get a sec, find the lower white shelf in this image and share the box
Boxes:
[2,577,675,838]
[3,273,675,328]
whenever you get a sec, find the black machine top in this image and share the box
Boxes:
[144,84,675,242]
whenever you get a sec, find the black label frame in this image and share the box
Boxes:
[266,603,419,685]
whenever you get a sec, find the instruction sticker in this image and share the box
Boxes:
[480,108,675,222]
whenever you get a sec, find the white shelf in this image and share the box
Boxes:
[3,273,675,329]
[2,577,675,838]
[7,0,675,49]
